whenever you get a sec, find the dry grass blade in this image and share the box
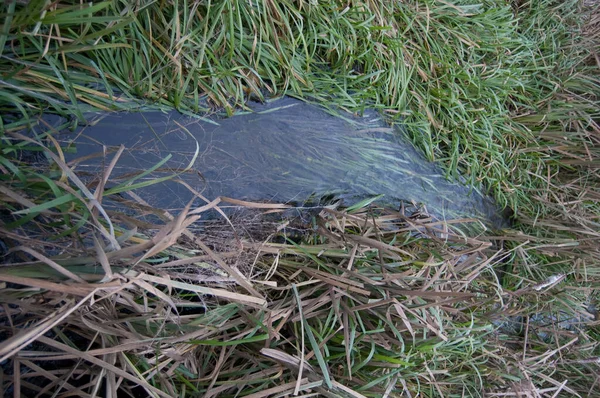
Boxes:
[94,234,113,279]
[132,272,266,306]
[242,378,311,398]
[331,381,369,398]
[0,274,102,296]
[0,292,94,362]
[185,231,264,299]
[93,144,125,204]
[35,336,171,398]
[10,246,86,283]
[135,202,199,264]
[0,185,45,213]
[219,196,291,209]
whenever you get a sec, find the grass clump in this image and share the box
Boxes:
[0,147,579,396]
[0,0,599,396]
[0,163,596,395]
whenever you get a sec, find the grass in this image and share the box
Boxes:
[0,0,599,396]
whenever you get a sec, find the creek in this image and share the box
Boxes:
[45,97,506,228]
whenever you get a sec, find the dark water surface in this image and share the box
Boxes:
[46,97,505,227]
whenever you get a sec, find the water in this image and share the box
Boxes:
[44,97,505,227]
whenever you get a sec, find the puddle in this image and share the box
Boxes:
[41,97,506,228]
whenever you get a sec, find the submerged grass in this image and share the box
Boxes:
[0,0,599,396]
